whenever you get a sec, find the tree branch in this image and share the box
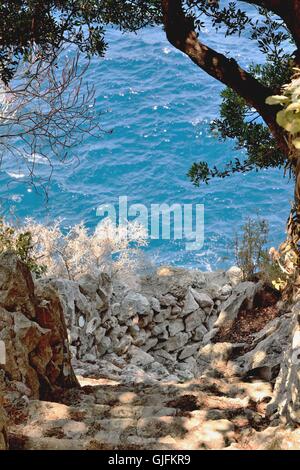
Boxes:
[239,0,300,52]
[161,0,289,155]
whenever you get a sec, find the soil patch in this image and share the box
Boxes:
[214,285,281,345]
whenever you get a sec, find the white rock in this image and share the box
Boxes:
[147,361,169,377]
[165,332,189,352]
[179,342,201,360]
[168,319,185,336]
[83,353,97,363]
[153,349,176,366]
[149,297,161,312]
[154,308,171,323]
[226,266,243,286]
[132,329,147,347]
[94,327,107,344]
[171,305,182,315]
[122,292,151,316]
[181,289,199,316]
[128,345,154,367]
[215,281,260,329]
[97,336,111,356]
[114,335,132,355]
[78,274,100,298]
[129,324,140,337]
[159,294,177,307]
[152,323,169,338]
[142,338,158,352]
[138,311,154,328]
[191,289,214,309]
[185,310,205,332]
[220,284,232,299]
[193,324,208,341]
[86,317,101,335]
[111,303,121,315]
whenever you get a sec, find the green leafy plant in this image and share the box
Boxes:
[234,215,287,289]
[0,218,47,277]
[234,216,270,280]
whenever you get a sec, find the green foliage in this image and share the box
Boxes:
[189,58,293,186]
[234,216,270,280]
[0,218,47,277]
[185,2,295,186]
[259,250,288,291]
[188,66,289,187]
[233,215,286,287]
[0,0,161,83]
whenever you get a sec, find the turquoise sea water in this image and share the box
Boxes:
[0,23,294,270]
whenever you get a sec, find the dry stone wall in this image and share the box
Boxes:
[44,265,265,384]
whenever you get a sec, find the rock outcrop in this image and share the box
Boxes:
[266,302,300,423]
[0,252,78,400]
[0,405,7,450]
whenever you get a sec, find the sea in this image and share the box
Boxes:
[0,12,294,271]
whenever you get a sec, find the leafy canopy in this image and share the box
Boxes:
[184,2,295,185]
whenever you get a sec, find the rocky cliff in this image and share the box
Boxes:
[0,252,78,401]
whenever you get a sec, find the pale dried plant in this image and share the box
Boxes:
[16,217,148,281]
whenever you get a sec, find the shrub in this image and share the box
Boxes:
[14,217,149,282]
[234,215,288,290]
[234,216,270,280]
[0,218,47,277]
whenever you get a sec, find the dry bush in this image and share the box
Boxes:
[17,217,149,281]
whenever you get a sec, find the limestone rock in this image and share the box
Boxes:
[236,313,291,378]
[165,332,189,352]
[191,289,214,313]
[122,292,151,317]
[181,289,199,316]
[154,308,171,323]
[153,350,176,367]
[179,342,201,360]
[185,310,205,332]
[0,254,78,399]
[149,297,160,313]
[168,319,184,336]
[226,266,243,286]
[97,336,112,357]
[142,337,158,352]
[215,282,261,330]
[128,346,154,367]
[266,304,300,423]
[0,406,7,450]
[0,251,35,319]
[193,324,208,342]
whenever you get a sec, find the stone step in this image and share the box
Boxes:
[6,377,272,451]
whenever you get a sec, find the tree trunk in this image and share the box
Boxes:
[284,159,300,300]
